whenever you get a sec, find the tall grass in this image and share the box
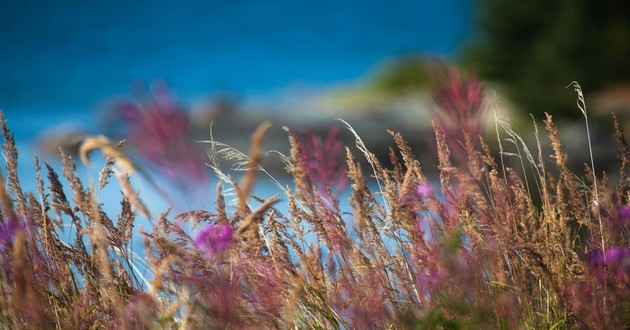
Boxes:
[1,70,629,329]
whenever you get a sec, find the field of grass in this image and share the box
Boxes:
[1,66,629,329]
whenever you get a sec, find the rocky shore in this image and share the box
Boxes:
[36,87,627,181]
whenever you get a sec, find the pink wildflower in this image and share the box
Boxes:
[416,183,433,197]
[589,247,630,266]
[194,224,233,258]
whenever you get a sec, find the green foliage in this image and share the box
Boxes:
[369,55,432,93]
[464,0,630,118]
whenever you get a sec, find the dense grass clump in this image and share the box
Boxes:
[1,72,629,329]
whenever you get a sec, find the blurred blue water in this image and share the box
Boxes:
[1,1,468,248]
[1,2,467,281]
[1,0,472,132]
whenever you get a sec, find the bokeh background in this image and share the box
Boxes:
[2,0,630,195]
[0,0,470,144]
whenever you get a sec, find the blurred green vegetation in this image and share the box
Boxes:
[317,55,433,113]
[463,0,630,119]
[368,56,432,94]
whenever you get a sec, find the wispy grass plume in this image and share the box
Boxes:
[1,72,629,328]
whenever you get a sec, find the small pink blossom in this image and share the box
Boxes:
[416,183,433,197]
[589,247,630,266]
[194,224,233,258]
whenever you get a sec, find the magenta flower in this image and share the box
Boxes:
[194,224,233,258]
[416,183,433,197]
[619,206,630,220]
[589,247,630,266]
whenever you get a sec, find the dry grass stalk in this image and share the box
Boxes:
[1,74,630,329]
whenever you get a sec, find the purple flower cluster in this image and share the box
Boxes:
[619,206,630,220]
[416,183,433,197]
[194,224,233,258]
[589,247,630,267]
